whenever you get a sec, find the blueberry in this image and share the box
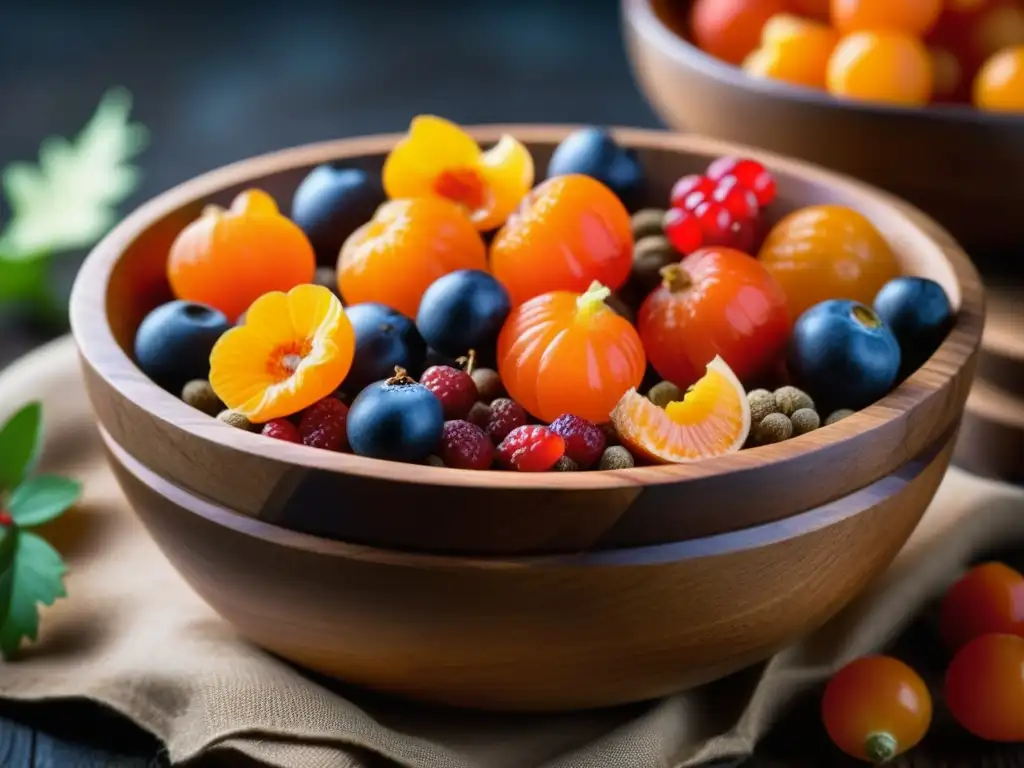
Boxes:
[346,371,444,462]
[134,300,230,394]
[290,165,385,266]
[873,277,953,379]
[416,270,511,359]
[546,127,643,207]
[344,303,426,395]
[788,299,901,412]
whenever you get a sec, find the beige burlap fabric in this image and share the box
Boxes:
[0,336,1021,768]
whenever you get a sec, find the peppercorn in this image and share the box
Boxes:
[598,445,635,470]
[648,380,684,408]
[774,385,815,417]
[630,208,666,240]
[753,412,793,445]
[470,367,504,403]
[217,409,254,431]
[747,388,778,425]
[425,455,446,467]
[791,408,820,436]
[825,408,856,426]
[632,235,679,295]
[553,455,580,472]
[182,380,223,416]
[313,266,340,297]
[605,293,636,325]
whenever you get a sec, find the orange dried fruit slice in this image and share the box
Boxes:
[610,356,751,464]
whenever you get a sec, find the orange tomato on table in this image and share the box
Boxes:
[690,0,793,65]
[946,634,1024,742]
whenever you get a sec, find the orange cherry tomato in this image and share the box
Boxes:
[832,0,943,36]
[822,656,932,763]
[637,248,791,389]
[496,282,646,424]
[974,45,1024,113]
[946,634,1024,742]
[690,0,793,65]
[826,31,934,106]
[940,562,1024,652]
[758,204,901,321]
[743,15,839,89]
[490,174,633,307]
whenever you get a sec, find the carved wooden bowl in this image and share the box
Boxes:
[69,127,982,710]
[621,0,1024,260]
[70,128,982,558]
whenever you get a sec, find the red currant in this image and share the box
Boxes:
[711,176,759,221]
[730,217,757,254]
[662,208,703,254]
[706,157,777,206]
[693,200,736,247]
[669,174,715,209]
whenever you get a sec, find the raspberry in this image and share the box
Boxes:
[548,413,606,469]
[421,365,478,420]
[438,420,494,470]
[496,425,565,472]
[467,401,492,429]
[262,419,301,443]
[485,398,528,444]
[299,397,349,451]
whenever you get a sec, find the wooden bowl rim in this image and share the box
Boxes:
[71,125,984,492]
[623,0,1024,127]
[102,421,949,568]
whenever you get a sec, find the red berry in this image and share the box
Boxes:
[497,425,565,472]
[262,419,301,443]
[438,420,494,470]
[0,510,11,527]
[706,156,776,206]
[299,397,349,451]
[711,176,759,221]
[730,217,757,254]
[548,414,606,469]
[663,208,703,254]
[486,398,529,443]
[421,365,478,420]
[669,174,715,209]
[693,200,737,247]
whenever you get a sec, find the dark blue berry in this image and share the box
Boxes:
[290,165,385,266]
[873,277,953,379]
[344,303,426,395]
[134,301,230,394]
[416,270,511,359]
[546,127,643,207]
[788,299,901,412]
[346,370,444,462]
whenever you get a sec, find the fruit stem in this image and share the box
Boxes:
[660,264,692,293]
[576,280,612,319]
[864,732,898,764]
[457,349,477,376]
[386,366,416,386]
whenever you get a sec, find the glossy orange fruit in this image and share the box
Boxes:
[946,634,1024,742]
[490,174,633,307]
[791,0,832,18]
[831,0,943,36]
[822,656,932,763]
[691,0,793,65]
[496,282,645,424]
[940,562,1024,652]
[743,15,840,89]
[209,284,355,423]
[337,197,487,318]
[167,189,316,322]
[827,31,934,106]
[610,356,751,464]
[758,204,901,320]
[974,45,1024,112]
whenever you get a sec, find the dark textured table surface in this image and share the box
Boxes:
[0,1,1019,765]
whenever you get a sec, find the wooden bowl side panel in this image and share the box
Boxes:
[104,428,953,712]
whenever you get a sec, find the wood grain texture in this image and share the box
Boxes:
[621,0,1024,260]
[103,419,952,712]
[68,128,984,556]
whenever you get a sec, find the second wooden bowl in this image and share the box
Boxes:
[70,128,983,556]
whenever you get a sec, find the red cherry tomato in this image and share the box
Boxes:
[637,247,791,389]
[940,562,1024,652]
[822,656,932,763]
[946,634,1024,742]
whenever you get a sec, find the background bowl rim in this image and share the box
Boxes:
[621,0,1024,127]
[70,124,984,492]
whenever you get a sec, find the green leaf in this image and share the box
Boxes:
[7,475,81,528]
[0,87,149,260]
[0,251,51,304]
[0,403,42,494]
[0,529,67,658]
